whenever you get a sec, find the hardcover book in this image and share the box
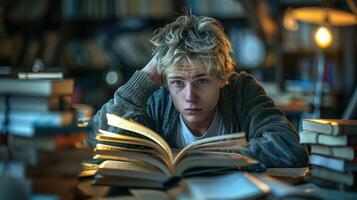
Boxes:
[310,154,357,172]
[311,166,355,186]
[302,119,357,136]
[299,130,357,146]
[0,95,72,112]
[310,145,357,161]
[0,78,74,97]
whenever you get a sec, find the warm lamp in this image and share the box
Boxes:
[284,6,356,118]
[314,26,333,48]
[285,7,357,27]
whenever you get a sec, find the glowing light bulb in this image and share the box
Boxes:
[314,26,333,48]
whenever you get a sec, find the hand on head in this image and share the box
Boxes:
[141,56,162,85]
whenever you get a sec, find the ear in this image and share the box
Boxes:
[218,77,227,88]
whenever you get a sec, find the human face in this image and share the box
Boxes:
[166,66,225,133]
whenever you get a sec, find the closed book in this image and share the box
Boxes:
[93,113,260,188]
[2,146,91,166]
[0,78,74,97]
[0,95,72,112]
[311,145,357,161]
[17,72,63,79]
[9,132,88,152]
[311,166,355,186]
[0,161,26,178]
[302,119,357,136]
[310,177,357,191]
[0,111,75,136]
[310,154,357,172]
[0,118,81,138]
[173,172,269,200]
[0,110,74,126]
[299,130,357,146]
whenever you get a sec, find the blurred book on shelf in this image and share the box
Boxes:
[18,72,63,79]
[0,76,92,200]
[0,78,74,97]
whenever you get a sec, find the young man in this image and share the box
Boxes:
[89,15,308,168]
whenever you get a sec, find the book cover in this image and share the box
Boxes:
[311,145,357,161]
[0,95,72,112]
[299,130,357,146]
[17,72,63,79]
[311,166,355,186]
[0,110,74,128]
[310,177,357,191]
[0,78,74,97]
[9,132,88,152]
[310,154,357,172]
[176,172,270,200]
[302,119,357,136]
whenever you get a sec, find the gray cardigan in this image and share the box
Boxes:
[89,70,309,168]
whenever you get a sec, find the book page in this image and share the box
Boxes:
[97,129,169,162]
[174,132,246,164]
[266,167,309,178]
[98,160,168,182]
[192,138,247,151]
[94,154,166,177]
[94,144,171,176]
[106,113,173,163]
[173,152,258,176]
[96,143,156,154]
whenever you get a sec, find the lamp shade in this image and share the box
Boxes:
[288,7,357,26]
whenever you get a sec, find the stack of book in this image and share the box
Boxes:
[299,119,357,190]
[0,76,92,199]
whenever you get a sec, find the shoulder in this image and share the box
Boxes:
[226,71,263,91]
[229,71,258,84]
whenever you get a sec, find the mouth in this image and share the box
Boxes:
[184,108,202,115]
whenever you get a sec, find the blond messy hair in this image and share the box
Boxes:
[151,15,235,81]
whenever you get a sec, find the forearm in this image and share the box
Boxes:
[246,117,309,167]
[238,73,309,167]
[242,102,309,167]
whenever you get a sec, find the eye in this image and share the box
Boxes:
[195,79,209,86]
[170,80,184,87]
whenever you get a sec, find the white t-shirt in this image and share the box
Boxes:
[175,110,227,148]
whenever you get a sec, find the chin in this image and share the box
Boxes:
[182,115,204,124]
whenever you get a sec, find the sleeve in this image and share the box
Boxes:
[237,73,309,168]
[88,71,159,147]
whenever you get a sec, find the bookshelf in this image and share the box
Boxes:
[2,0,350,118]
[0,0,256,111]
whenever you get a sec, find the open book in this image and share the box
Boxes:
[93,113,259,188]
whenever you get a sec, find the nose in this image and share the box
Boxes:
[184,84,198,103]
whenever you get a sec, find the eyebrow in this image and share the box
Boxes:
[167,73,209,80]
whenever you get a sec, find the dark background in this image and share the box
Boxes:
[0,0,356,121]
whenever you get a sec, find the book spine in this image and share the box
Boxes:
[310,177,357,191]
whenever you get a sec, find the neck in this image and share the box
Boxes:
[187,109,217,137]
